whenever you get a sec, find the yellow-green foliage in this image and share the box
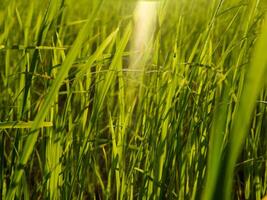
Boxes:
[0,0,266,199]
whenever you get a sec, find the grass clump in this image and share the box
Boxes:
[0,0,266,199]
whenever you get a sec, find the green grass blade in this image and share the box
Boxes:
[0,121,53,129]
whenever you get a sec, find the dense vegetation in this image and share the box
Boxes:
[0,0,267,199]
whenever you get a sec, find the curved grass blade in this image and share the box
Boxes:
[0,121,53,129]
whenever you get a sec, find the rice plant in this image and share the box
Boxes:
[0,0,266,199]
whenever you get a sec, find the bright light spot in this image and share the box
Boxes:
[128,0,158,78]
[132,1,158,55]
[127,0,159,103]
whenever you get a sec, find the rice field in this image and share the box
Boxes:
[0,0,267,199]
